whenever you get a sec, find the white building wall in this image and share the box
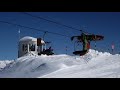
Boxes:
[18,38,38,58]
[18,36,45,58]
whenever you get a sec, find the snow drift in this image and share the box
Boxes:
[0,60,12,70]
[0,49,120,78]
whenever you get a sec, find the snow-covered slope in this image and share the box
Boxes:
[0,49,120,78]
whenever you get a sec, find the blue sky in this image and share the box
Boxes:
[0,12,120,60]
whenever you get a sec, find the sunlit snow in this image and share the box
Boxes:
[0,49,120,78]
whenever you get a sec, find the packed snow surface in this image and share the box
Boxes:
[0,49,120,78]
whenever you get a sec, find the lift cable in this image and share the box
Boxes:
[0,20,71,38]
[22,12,95,35]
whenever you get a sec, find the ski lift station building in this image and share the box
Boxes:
[18,36,45,57]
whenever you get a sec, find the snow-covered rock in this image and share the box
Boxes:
[0,60,13,70]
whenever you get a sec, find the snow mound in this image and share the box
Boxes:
[23,52,38,57]
[0,49,120,78]
[0,60,13,70]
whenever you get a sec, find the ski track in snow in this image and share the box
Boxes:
[0,49,120,78]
